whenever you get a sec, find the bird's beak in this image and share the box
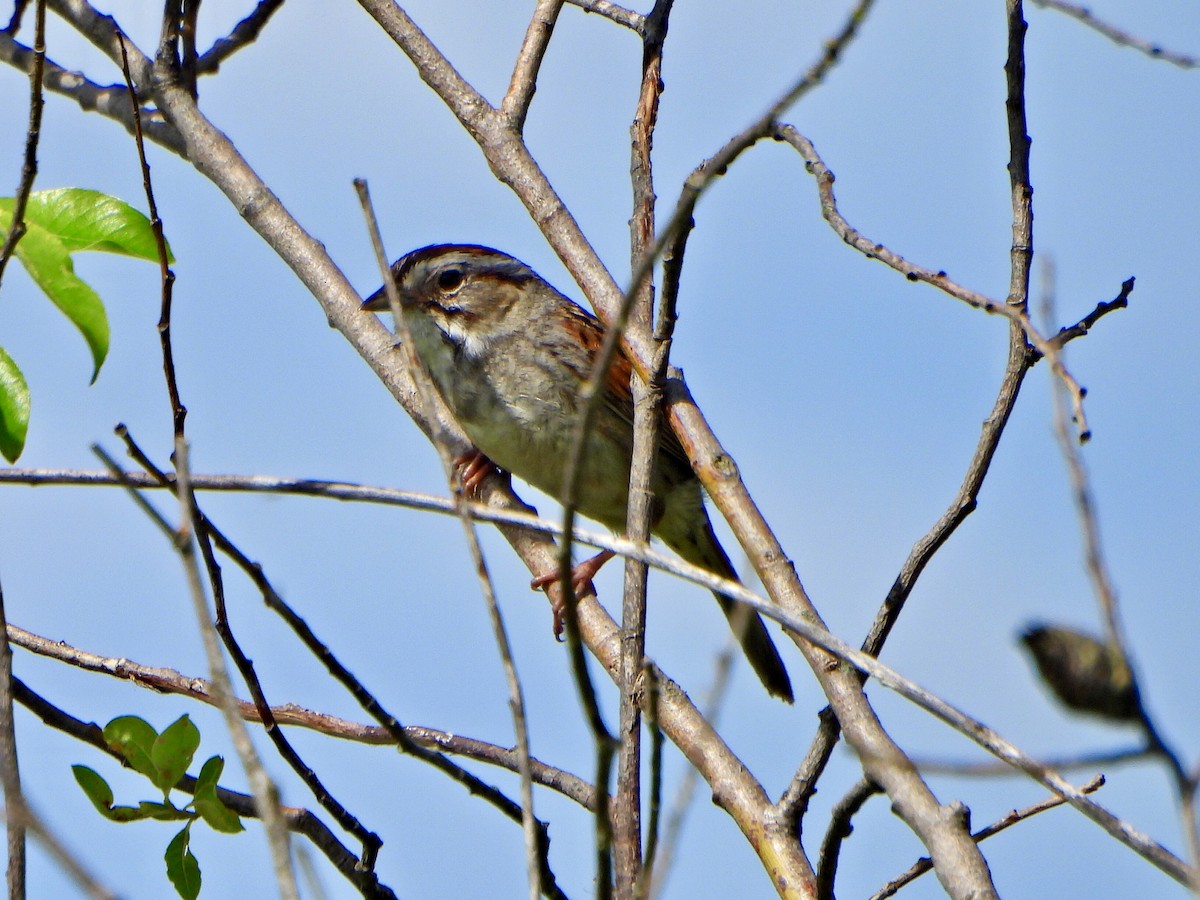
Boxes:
[361,284,392,312]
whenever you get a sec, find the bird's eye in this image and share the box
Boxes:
[436,268,464,292]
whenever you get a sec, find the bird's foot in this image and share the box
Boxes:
[453,449,505,496]
[531,550,614,639]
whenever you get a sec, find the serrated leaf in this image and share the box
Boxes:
[104,715,159,781]
[152,715,200,791]
[1,188,171,261]
[71,765,152,822]
[0,346,30,462]
[165,826,201,900]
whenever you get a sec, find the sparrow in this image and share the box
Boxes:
[364,244,793,701]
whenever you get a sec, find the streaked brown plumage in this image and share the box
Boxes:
[364,244,792,702]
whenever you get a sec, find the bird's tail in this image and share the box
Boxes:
[690,522,794,703]
[715,590,794,703]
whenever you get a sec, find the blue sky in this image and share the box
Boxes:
[1,1,1198,897]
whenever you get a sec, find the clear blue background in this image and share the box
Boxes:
[1,1,1197,897]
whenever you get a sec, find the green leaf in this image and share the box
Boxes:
[193,755,224,796]
[7,221,109,382]
[71,765,152,822]
[193,756,243,834]
[165,826,201,900]
[0,346,30,462]
[138,800,191,822]
[0,188,171,260]
[0,188,171,384]
[104,715,159,781]
[72,765,114,812]
[152,715,200,792]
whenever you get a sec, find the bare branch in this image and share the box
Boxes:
[501,0,565,131]
[195,0,286,75]
[1031,0,1200,68]
[358,179,544,900]
[45,0,152,85]
[6,623,596,810]
[615,1,676,890]
[172,438,302,900]
[871,776,1107,898]
[911,747,1150,777]
[816,778,882,900]
[645,639,737,899]
[1053,277,1134,348]
[0,567,27,897]
[782,293,1040,824]
[0,0,45,287]
[563,0,644,34]
[773,123,1096,440]
[1041,260,1199,876]
[12,678,397,899]
[0,33,184,154]
[1005,0,1035,316]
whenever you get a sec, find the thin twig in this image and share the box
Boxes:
[502,0,564,131]
[117,33,182,434]
[636,665,664,900]
[0,0,45,287]
[0,573,26,898]
[1041,259,1200,878]
[1030,0,1200,68]
[781,305,1037,825]
[912,747,1150,777]
[773,124,1094,441]
[0,32,185,154]
[0,2,47,883]
[6,623,596,809]
[1052,277,1134,348]
[355,179,543,900]
[563,0,644,34]
[173,438,302,900]
[12,678,397,899]
[871,776,1107,898]
[816,778,882,900]
[645,638,737,900]
[614,1,674,891]
[195,0,287,74]
[180,0,199,95]
[1005,0,1035,318]
[783,270,1133,824]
